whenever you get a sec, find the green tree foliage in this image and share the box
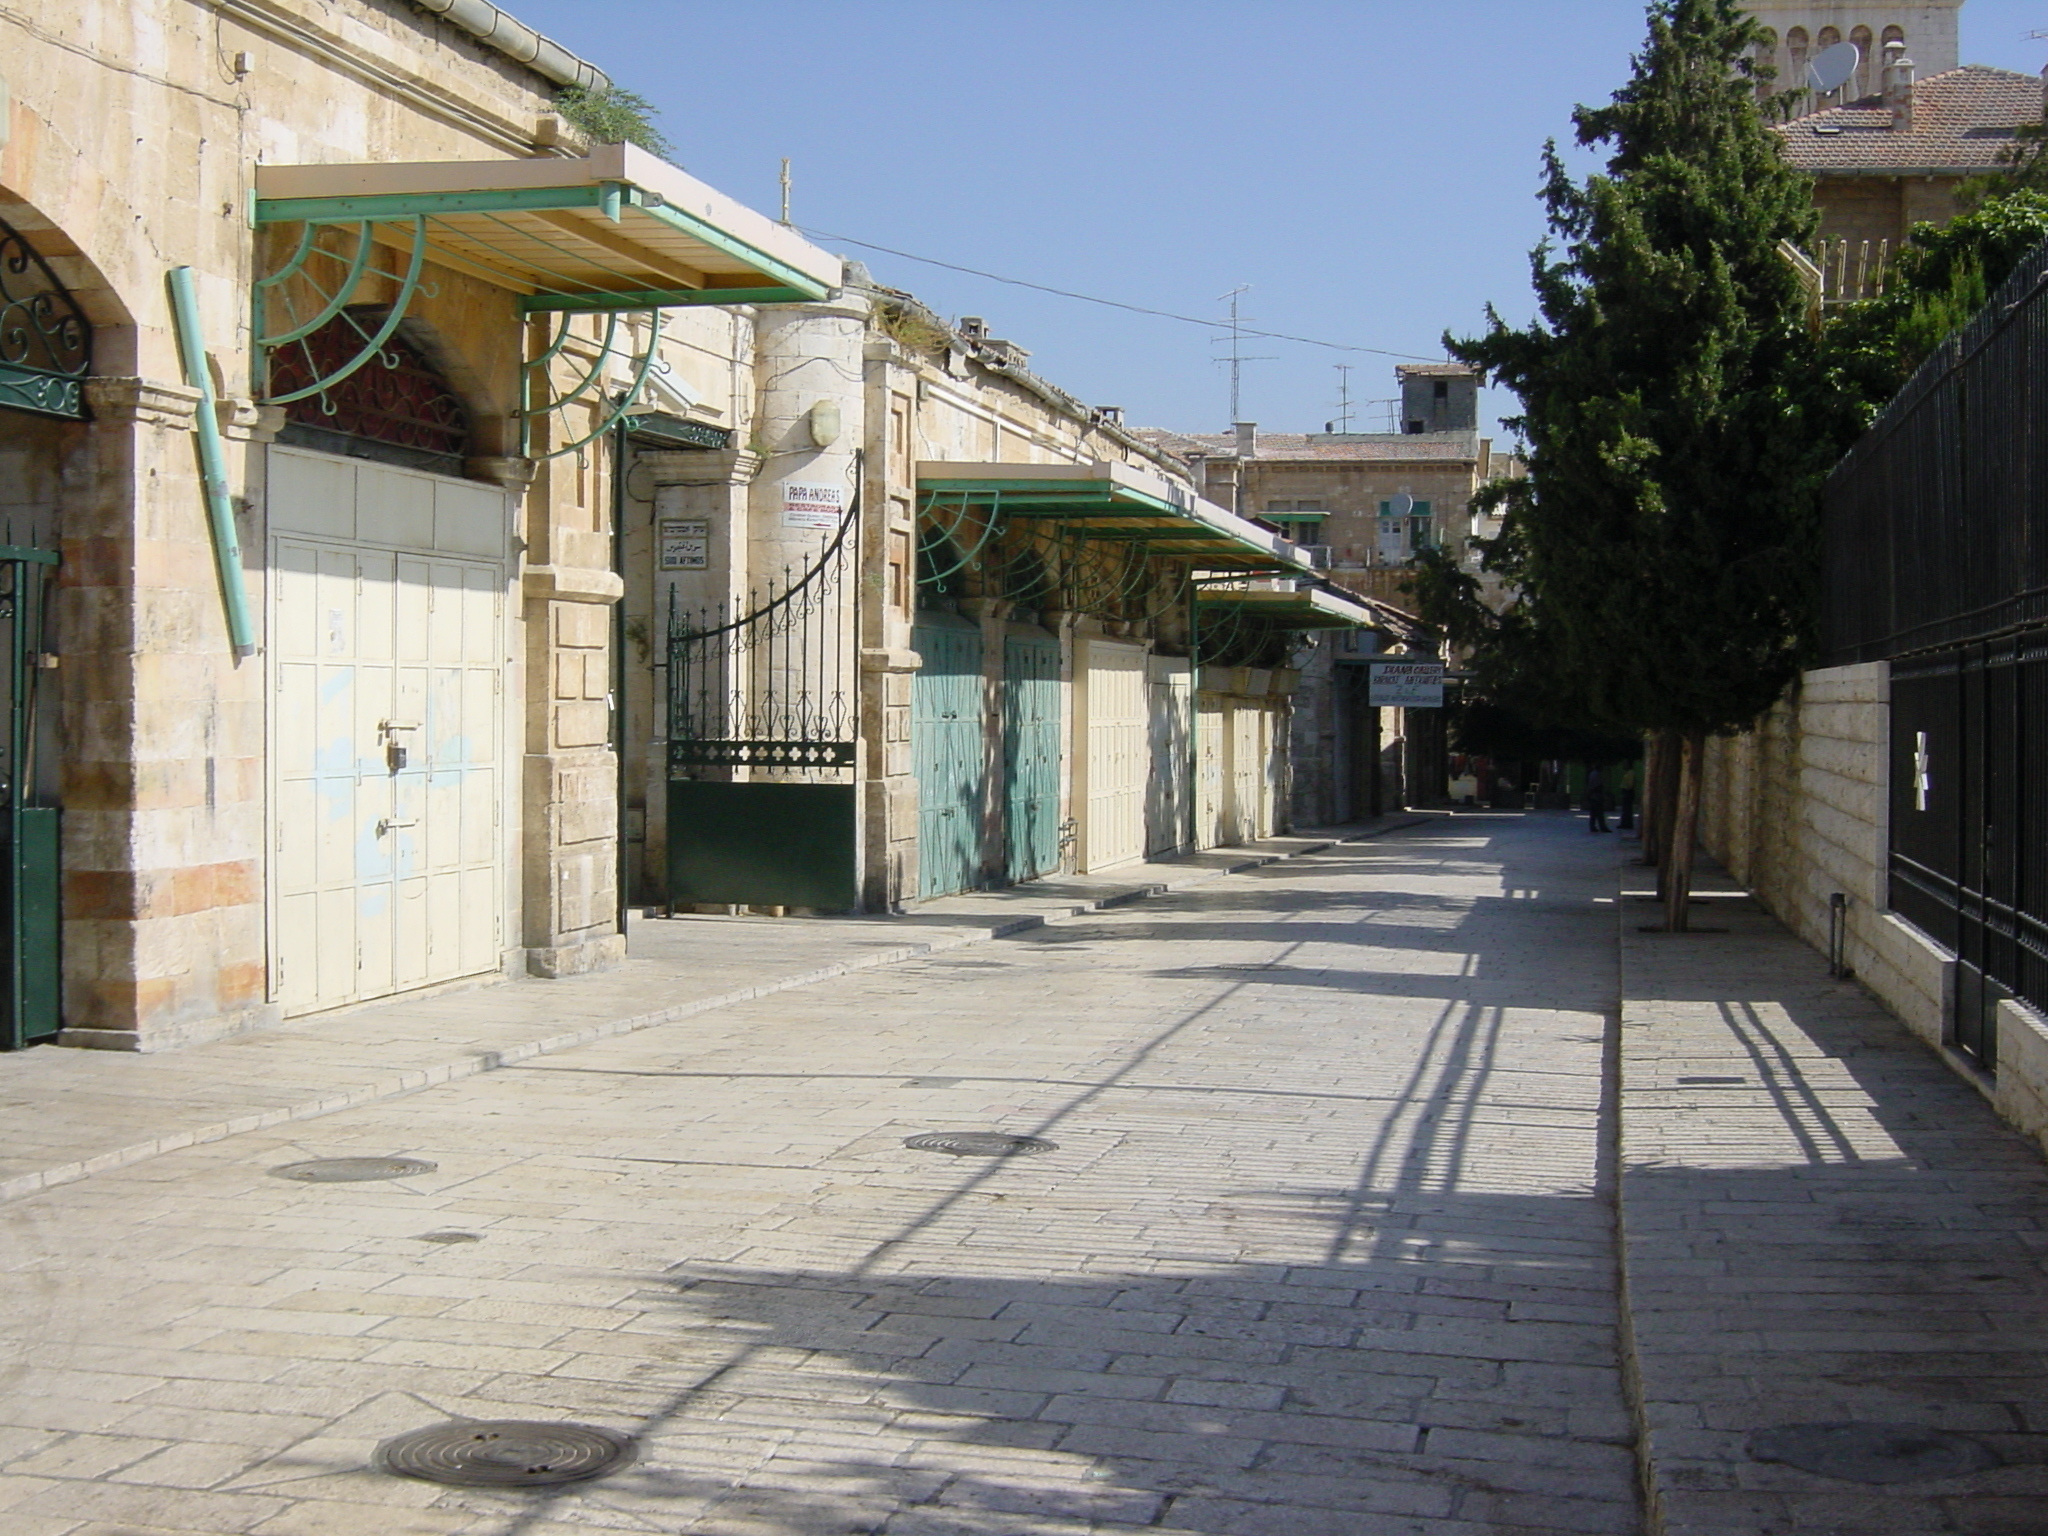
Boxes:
[1440,0,1841,740]
[554,85,675,162]
[1420,0,1850,925]
[1824,192,2048,406]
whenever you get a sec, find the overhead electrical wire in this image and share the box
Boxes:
[795,226,1441,363]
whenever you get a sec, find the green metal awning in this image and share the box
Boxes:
[253,143,839,311]
[916,459,1316,573]
[251,146,840,457]
[1195,583,1388,630]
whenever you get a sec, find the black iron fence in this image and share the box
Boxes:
[1825,237,2048,1068]
[1823,238,2048,667]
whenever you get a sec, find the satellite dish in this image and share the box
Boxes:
[1388,492,1415,517]
[1807,40,1860,96]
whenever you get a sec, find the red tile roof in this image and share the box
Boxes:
[1776,65,2042,174]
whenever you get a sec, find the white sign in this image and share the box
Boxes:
[659,518,709,571]
[782,481,844,531]
[1368,658,1445,708]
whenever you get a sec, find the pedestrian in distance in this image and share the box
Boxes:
[1617,761,1638,832]
[1585,766,1610,833]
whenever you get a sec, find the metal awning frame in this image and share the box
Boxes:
[252,160,834,459]
[916,466,1316,578]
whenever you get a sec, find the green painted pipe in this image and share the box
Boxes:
[166,266,258,659]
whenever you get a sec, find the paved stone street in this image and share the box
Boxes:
[2,815,2045,1535]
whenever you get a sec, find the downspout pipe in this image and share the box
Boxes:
[166,268,258,660]
[410,0,610,92]
[611,410,631,949]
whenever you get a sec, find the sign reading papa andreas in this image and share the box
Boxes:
[1368,658,1445,708]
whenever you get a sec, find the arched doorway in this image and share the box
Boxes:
[0,212,90,1047]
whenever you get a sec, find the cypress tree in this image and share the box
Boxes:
[1444,0,1842,929]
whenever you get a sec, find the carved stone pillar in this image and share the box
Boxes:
[57,379,273,1050]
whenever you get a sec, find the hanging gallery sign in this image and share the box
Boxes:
[1368,658,1445,708]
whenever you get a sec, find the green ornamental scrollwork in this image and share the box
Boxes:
[0,214,92,421]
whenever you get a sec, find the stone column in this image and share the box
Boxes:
[519,399,625,978]
[57,379,272,1050]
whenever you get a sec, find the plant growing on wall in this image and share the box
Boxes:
[1438,0,1845,930]
[1824,191,2048,405]
[555,85,674,162]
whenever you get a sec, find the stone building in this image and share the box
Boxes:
[618,287,1399,915]
[1139,363,1522,826]
[1747,3,1960,103]
[0,0,840,1049]
[1778,61,2044,271]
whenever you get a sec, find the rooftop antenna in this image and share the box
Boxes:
[1334,364,1355,433]
[779,158,792,225]
[1807,40,1859,102]
[1213,285,1274,425]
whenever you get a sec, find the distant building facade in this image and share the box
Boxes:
[1140,364,1523,826]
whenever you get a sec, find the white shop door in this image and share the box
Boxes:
[269,450,508,1017]
[1229,702,1266,843]
[1079,640,1148,872]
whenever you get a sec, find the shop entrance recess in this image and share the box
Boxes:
[0,549,60,1048]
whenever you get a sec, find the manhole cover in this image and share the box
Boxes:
[417,1230,482,1244]
[374,1420,636,1487]
[1749,1422,2001,1484]
[269,1157,438,1182]
[903,1132,1057,1157]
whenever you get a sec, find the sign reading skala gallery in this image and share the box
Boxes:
[1368,658,1445,708]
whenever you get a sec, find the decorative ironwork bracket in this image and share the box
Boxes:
[252,217,433,411]
[519,308,664,460]
[0,215,92,421]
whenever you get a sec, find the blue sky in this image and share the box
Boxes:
[507,2,2047,439]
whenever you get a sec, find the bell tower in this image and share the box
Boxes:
[1744,3,1961,102]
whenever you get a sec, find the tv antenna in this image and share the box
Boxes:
[1333,364,1355,433]
[1807,40,1860,99]
[1213,285,1274,424]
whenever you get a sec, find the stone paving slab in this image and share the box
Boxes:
[1617,855,2048,1534]
[0,813,1636,1536]
[0,823,1425,1207]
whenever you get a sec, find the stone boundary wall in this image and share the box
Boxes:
[1700,661,2048,1155]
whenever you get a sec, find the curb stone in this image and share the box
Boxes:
[0,816,1431,1206]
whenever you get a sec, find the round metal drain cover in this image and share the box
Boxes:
[1749,1422,2001,1484]
[417,1230,482,1244]
[903,1132,1057,1157]
[375,1420,636,1487]
[270,1157,438,1183]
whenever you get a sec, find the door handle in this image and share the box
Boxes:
[377,818,418,836]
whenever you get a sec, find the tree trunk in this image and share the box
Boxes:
[1647,728,1681,881]
[1662,729,1705,934]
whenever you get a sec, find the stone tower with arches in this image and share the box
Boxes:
[1746,2,1961,102]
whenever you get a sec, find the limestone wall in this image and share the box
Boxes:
[0,0,664,1045]
[1698,662,2048,1156]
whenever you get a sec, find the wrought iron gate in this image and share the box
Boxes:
[664,509,859,910]
[912,614,986,900]
[0,549,60,1048]
[1002,633,1060,884]
[1890,637,2048,1070]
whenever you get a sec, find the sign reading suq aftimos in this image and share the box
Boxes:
[1368,658,1445,708]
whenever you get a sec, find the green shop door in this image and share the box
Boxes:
[0,550,60,1048]
[1002,632,1060,883]
[913,614,986,900]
